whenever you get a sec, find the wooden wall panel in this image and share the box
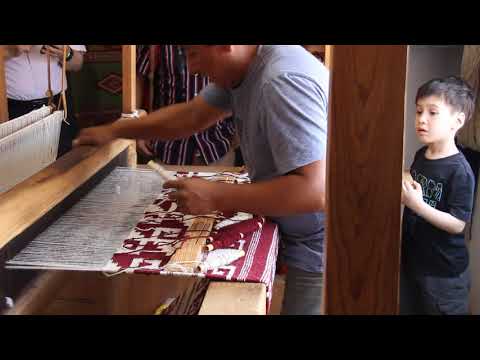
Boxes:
[324,45,407,314]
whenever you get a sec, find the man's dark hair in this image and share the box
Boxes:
[416,76,476,123]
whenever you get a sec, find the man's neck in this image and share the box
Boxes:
[230,45,259,89]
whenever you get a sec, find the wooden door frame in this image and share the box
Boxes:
[323,45,408,314]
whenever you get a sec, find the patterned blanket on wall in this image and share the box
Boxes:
[103,170,279,313]
[69,45,123,128]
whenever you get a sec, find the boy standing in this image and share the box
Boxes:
[401,76,476,315]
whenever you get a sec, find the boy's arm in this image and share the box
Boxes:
[73,96,231,146]
[402,180,466,234]
[165,159,326,216]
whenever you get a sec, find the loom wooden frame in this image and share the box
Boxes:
[0,45,407,315]
[0,45,266,315]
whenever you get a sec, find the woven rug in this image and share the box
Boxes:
[103,170,279,311]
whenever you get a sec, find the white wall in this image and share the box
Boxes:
[404,45,480,315]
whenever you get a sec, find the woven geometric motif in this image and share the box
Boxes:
[97,73,122,95]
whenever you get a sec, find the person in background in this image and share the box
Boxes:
[135,45,238,166]
[4,45,86,158]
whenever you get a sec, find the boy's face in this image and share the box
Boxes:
[415,95,465,145]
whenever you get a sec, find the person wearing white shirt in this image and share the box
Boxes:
[4,45,87,157]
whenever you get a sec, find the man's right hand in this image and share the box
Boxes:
[73,125,117,147]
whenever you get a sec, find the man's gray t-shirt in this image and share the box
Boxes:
[200,45,329,273]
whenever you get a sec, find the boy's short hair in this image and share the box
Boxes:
[416,76,476,123]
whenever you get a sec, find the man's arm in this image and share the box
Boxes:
[402,180,466,234]
[74,95,231,146]
[65,47,84,72]
[42,45,85,72]
[166,160,326,216]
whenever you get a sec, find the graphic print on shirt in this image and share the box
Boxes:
[411,169,443,209]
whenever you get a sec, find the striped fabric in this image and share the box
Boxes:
[136,45,236,165]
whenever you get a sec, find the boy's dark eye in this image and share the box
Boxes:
[430,112,438,116]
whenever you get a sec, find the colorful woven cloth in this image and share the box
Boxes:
[103,171,279,310]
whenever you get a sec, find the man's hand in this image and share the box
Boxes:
[137,139,154,157]
[40,45,67,60]
[164,178,219,215]
[73,125,117,147]
[401,180,424,212]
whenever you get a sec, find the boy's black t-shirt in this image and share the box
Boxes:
[402,146,475,277]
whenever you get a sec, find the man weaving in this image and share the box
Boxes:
[74,45,329,315]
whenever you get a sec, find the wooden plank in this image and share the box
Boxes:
[2,271,69,315]
[0,139,134,250]
[108,273,203,315]
[0,46,8,123]
[324,45,407,315]
[40,272,109,315]
[108,274,133,315]
[324,45,333,70]
[199,282,266,315]
[269,274,285,315]
[122,45,136,114]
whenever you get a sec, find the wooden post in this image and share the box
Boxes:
[122,45,136,115]
[324,45,333,70]
[0,46,9,123]
[121,45,137,168]
[324,45,407,315]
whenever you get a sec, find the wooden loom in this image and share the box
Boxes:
[0,45,266,315]
[0,45,407,315]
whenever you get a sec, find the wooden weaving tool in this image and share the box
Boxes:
[168,216,216,272]
[147,160,176,182]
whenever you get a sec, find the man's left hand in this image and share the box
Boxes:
[164,178,219,215]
